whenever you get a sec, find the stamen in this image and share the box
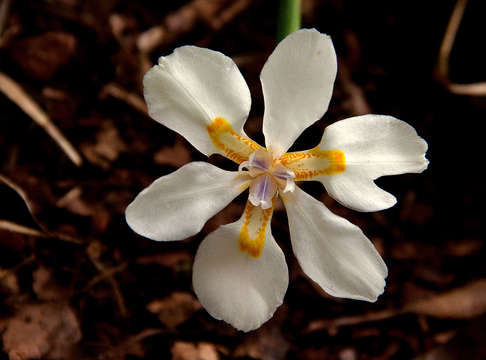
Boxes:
[238,161,249,172]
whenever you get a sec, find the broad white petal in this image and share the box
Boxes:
[319,115,429,211]
[282,186,387,302]
[144,46,251,157]
[193,211,288,332]
[261,29,337,157]
[126,162,250,241]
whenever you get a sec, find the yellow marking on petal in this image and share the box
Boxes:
[206,117,261,164]
[238,200,274,258]
[280,147,346,180]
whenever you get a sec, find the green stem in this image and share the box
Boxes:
[277,0,301,42]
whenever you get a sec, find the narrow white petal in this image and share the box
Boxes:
[125,162,250,241]
[261,29,337,156]
[193,213,288,332]
[319,115,429,212]
[144,46,251,157]
[283,186,387,302]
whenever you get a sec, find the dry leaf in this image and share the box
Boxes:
[9,31,77,81]
[153,140,191,168]
[56,187,92,216]
[233,323,289,360]
[147,291,202,329]
[32,266,69,301]
[80,120,127,169]
[0,268,20,294]
[136,251,193,270]
[2,303,82,360]
[97,329,161,360]
[171,341,219,360]
[56,187,110,233]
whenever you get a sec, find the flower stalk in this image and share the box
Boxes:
[277,0,301,42]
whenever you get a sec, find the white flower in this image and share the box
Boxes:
[126,29,429,332]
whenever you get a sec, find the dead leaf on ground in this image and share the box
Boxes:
[0,268,20,294]
[233,322,289,360]
[80,120,127,169]
[9,31,77,81]
[233,306,289,360]
[56,186,110,233]
[153,139,191,168]
[445,238,483,257]
[32,266,70,301]
[56,186,92,216]
[2,302,82,360]
[96,328,161,360]
[136,251,193,271]
[414,315,486,360]
[147,291,202,329]
[171,341,219,360]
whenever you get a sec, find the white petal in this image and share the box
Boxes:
[282,186,387,302]
[193,213,288,332]
[261,29,337,157]
[144,46,251,157]
[319,115,429,212]
[125,162,249,241]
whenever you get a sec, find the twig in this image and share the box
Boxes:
[436,0,486,96]
[437,0,468,81]
[81,262,128,293]
[0,218,83,244]
[305,279,486,334]
[305,308,403,334]
[207,0,251,31]
[0,72,83,166]
[0,174,84,244]
[96,328,163,359]
[0,174,35,214]
[136,0,251,53]
[0,219,47,237]
[447,82,486,96]
[100,83,148,115]
[87,253,128,317]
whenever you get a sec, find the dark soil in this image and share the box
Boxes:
[0,0,484,359]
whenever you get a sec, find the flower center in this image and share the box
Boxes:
[239,149,296,209]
